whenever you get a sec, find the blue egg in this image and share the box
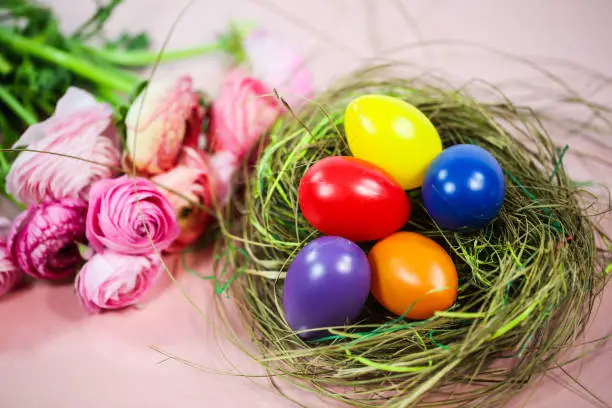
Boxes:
[422,144,505,231]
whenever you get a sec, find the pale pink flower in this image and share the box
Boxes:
[8,199,87,281]
[0,217,22,298]
[75,251,163,313]
[176,145,208,169]
[177,147,237,204]
[152,166,212,252]
[124,76,203,175]
[6,88,120,206]
[86,175,179,255]
[152,148,237,251]
[178,147,240,206]
[208,69,282,159]
[243,29,313,109]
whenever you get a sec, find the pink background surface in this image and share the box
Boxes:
[2,0,612,407]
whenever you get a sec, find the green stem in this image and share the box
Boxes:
[96,87,125,107]
[0,28,136,94]
[0,149,9,174]
[66,42,142,84]
[81,41,224,66]
[0,86,38,125]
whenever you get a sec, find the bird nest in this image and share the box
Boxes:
[211,66,612,408]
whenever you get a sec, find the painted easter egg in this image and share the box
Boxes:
[422,144,505,232]
[368,232,458,320]
[344,95,442,190]
[283,236,371,338]
[298,156,411,242]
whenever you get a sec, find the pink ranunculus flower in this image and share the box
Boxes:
[208,68,282,159]
[175,145,208,169]
[177,147,237,205]
[75,251,163,313]
[243,29,313,110]
[86,175,179,254]
[152,166,212,252]
[0,217,22,298]
[151,147,237,251]
[8,199,87,281]
[6,87,121,206]
[124,76,203,175]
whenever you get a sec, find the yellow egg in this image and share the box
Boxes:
[344,95,443,190]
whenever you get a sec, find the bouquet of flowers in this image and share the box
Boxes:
[0,0,312,312]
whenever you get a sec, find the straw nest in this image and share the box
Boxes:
[212,66,612,408]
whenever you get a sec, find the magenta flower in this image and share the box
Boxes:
[7,199,87,281]
[86,175,180,254]
[6,87,120,206]
[75,251,163,313]
[243,29,313,109]
[208,68,282,159]
[0,217,22,297]
[124,76,203,175]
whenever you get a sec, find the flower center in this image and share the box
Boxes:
[179,207,193,220]
[135,223,148,237]
[48,244,78,269]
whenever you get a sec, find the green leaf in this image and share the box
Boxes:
[0,54,12,75]
[71,0,125,40]
[36,67,71,93]
[76,242,91,261]
[14,59,37,91]
[128,79,149,103]
[113,103,129,146]
[105,32,151,52]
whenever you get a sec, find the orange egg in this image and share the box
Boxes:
[368,232,458,319]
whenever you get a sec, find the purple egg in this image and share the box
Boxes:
[283,236,371,339]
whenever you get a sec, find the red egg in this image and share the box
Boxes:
[298,156,411,241]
